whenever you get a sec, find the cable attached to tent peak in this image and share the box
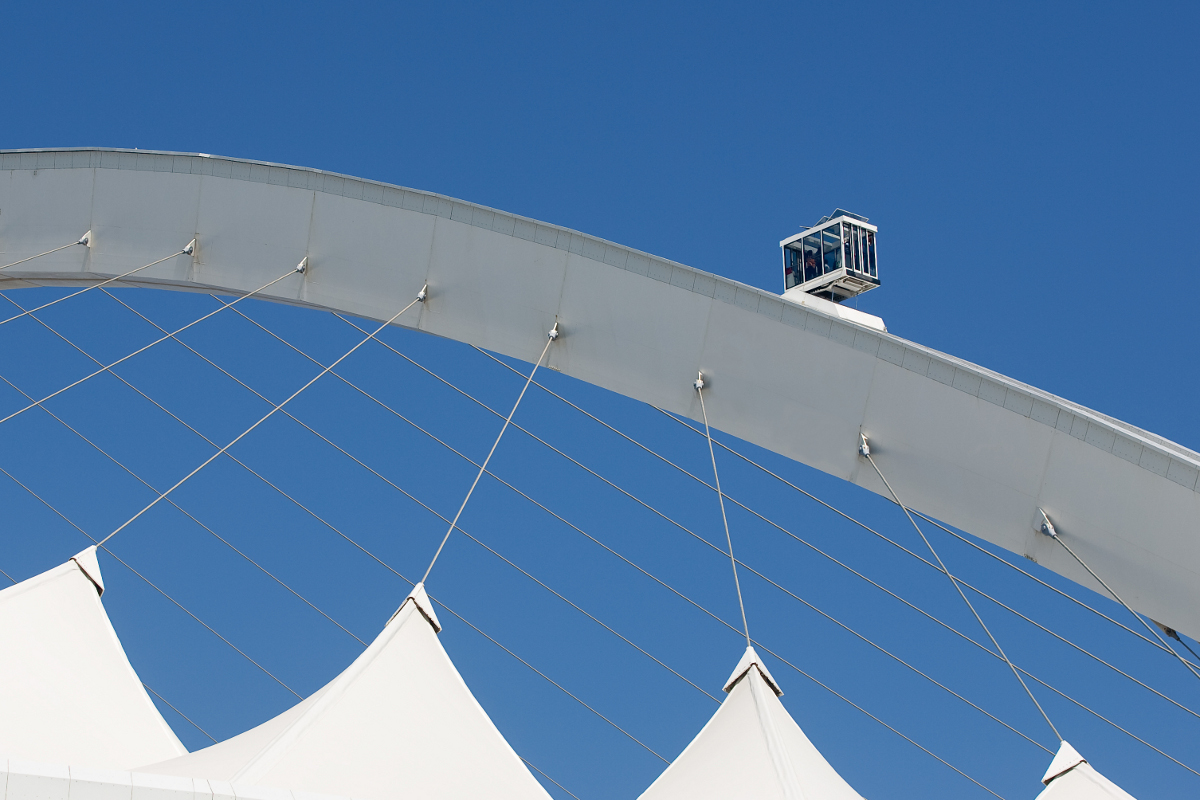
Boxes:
[694,371,752,648]
[420,324,559,586]
[865,436,1064,744]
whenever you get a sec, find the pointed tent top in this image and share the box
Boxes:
[388,581,441,632]
[71,545,104,595]
[723,646,782,697]
[1043,740,1087,785]
[143,576,549,800]
[0,551,184,769]
[1035,740,1137,798]
[639,646,863,800]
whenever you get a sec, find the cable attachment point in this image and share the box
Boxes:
[1038,508,1058,539]
[295,256,308,274]
[694,372,705,391]
[416,284,428,303]
[78,230,92,247]
[183,239,196,256]
[548,321,560,340]
[859,433,870,457]
[1154,619,1182,641]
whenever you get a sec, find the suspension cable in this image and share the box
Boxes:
[0,235,88,271]
[0,265,301,428]
[432,595,668,763]
[694,374,751,648]
[864,444,1062,742]
[96,290,423,547]
[520,758,583,800]
[142,682,217,743]
[420,322,558,584]
[0,242,192,327]
[1037,511,1200,682]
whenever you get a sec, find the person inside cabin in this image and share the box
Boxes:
[804,250,818,282]
[824,246,839,274]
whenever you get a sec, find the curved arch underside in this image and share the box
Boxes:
[1,148,1197,639]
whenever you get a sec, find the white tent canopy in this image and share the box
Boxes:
[1036,741,1137,799]
[0,547,186,770]
[141,583,551,800]
[638,646,866,800]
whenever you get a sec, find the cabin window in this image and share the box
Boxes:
[822,223,842,274]
[784,248,801,289]
[847,226,861,273]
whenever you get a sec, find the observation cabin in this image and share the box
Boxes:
[781,210,879,303]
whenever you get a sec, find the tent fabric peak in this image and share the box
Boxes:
[143,582,549,800]
[0,547,185,769]
[70,546,105,595]
[723,645,782,696]
[387,581,440,632]
[1035,741,1137,799]
[639,648,865,800]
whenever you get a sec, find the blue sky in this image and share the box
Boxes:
[2,2,1199,798]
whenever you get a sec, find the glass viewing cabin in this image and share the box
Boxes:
[782,209,879,302]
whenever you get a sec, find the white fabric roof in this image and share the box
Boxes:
[141,583,551,800]
[1036,741,1137,799]
[0,547,186,769]
[639,646,866,800]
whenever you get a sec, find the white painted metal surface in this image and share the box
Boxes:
[1,148,1196,639]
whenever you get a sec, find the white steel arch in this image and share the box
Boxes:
[1,147,1197,639]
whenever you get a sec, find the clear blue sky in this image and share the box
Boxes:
[2,2,1198,798]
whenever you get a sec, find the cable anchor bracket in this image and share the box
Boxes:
[1038,508,1058,539]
